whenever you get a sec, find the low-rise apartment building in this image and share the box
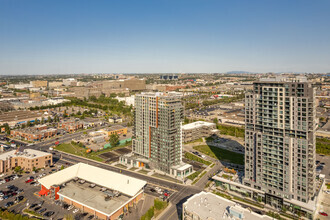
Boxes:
[182,121,219,143]
[0,148,53,173]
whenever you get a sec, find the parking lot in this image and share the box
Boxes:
[0,162,96,219]
[98,146,132,163]
[316,154,330,179]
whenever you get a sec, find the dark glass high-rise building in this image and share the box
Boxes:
[244,77,316,206]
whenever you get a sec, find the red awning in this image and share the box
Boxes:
[39,189,49,196]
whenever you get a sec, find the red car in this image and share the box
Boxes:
[164,192,169,197]
[25,179,33,183]
[319,212,328,216]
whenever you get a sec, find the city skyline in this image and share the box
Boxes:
[1,0,330,75]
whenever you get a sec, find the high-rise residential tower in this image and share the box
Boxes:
[120,92,192,177]
[244,77,316,206]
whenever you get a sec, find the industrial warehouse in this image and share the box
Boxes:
[38,163,147,220]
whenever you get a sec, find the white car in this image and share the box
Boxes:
[68,205,74,210]
[0,197,3,201]
[73,208,79,214]
[324,190,330,194]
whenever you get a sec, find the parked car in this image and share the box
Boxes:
[44,211,55,217]
[34,206,41,211]
[4,201,14,208]
[25,179,33,183]
[319,212,328,216]
[68,205,74,210]
[15,196,24,203]
[38,208,47,213]
[73,208,79,214]
[30,203,38,209]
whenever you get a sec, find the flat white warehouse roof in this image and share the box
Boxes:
[182,121,215,130]
[38,163,147,197]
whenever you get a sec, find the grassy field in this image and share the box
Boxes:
[138,169,150,175]
[55,142,129,162]
[193,145,244,165]
[151,173,183,183]
[222,174,233,180]
[192,171,207,185]
[184,152,211,166]
[185,138,203,144]
[316,138,330,155]
[115,164,127,169]
[186,170,201,181]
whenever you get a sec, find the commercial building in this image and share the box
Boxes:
[63,78,77,86]
[115,95,135,106]
[70,78,145,99]
[182,192,272,220]
[0,148,52,173]
[182,121,219,143]
[0,110,46,128]
[58,120,84,132]
[244,76,316,205]
[101,125,127,136]
[11,127,58,142]
[38,163,146,220]
[120,92,192,178]
[30,80,48,88]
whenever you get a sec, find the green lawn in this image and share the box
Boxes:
[222,174,233,180]
[186,170,201,181]
[138,169,150,175]
[151,173,182,183]
[185,138,203,144]
[193,145,244,165]
[316,138,330,155]
[192,171,207,185]
[326,183,330,189]
[184,152,211,166]
[55,142,130,162]
[216,124,245,138]
[115,164,127,169]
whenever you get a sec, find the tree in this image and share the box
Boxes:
[26,121,31,127]
[2,123,10,135]
[109,133,119,147]
[14,166,22,173]
[213,118,218,124]
[47,116,52,123]
[41,117,45,124]
[60,165,64,170]
[34,118,39,125]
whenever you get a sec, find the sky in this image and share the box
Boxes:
[0,0,330,75]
